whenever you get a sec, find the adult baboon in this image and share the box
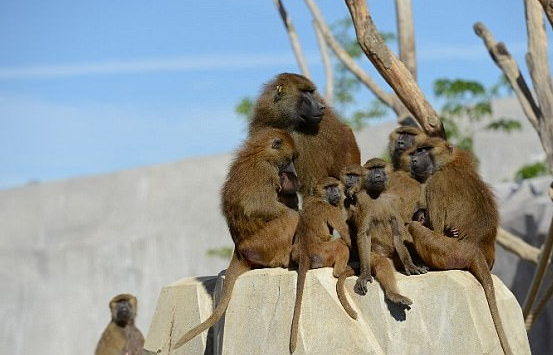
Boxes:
[174,128,300,348]
[249,72,361,194]
[407,136,512,355]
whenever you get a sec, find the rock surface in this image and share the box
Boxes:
[144,268,531,355]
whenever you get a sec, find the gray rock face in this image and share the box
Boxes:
[144,268,531,355]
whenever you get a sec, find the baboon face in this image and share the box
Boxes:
[115,300,132,323]
[109,294,137,326]
[393,132,416,157]
[343,172,361,191]
[316,177,343,207]
[269,135,298,174]
[410,146,434,182]
[279,166,300,195]
[325,184,341,206]
[272,73,326,130]
[366,165,387,192]
[340,164,366,199]
[247,129,297,171]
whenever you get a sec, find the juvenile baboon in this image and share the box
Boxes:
[387,125,427,222]
[340,163,368,264]
[340,164,367,216]
[174,128,300,348]
[95,293,144,355]
[407,137,513,355]
[249,72,361,194]
[352,158,427,306]
[289,177,356,353]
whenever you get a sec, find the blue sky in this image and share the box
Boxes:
[0,0,538,189]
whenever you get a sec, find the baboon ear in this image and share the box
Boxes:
[271,138,283,150]
[445,141,454,153]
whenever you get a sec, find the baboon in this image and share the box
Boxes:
[387,125,427,222]
[278,164,300,210]
[289,177,356,353]
[174,128,300,348]
[341,164,367,216]
[340,163,368,263]
[407,137,513,355]
[95,293,144,355]
[249,72,361,194]
[352,158,427,306]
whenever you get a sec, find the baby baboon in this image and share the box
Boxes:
[352,158,426,306]
[249,72,360,194]
[95,293,144,355]
[278,162,301,210]
[407,137,513,355]
[289,177,356,353]
[174,128,300,348]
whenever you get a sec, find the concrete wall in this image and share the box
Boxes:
[0,154,232,354]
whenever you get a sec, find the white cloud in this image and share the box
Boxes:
[0,53,299,79]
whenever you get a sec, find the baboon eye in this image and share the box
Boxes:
[272,139,283,150]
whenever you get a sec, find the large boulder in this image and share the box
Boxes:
[144,268,531,355]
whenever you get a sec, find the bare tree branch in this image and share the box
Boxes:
[497,227,540,263]
[344,0,445,138]
[473,22,541,131]
[537,0,553,29]
[303,0,395,108]
[395,0,417,80]
[525,0,553,171]
[273,0,311,79]
[522,214,553,327]
[313,21,334,103]
[525,276,553,329]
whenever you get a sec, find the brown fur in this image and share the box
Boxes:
[174,128,300,348]
[387,126,427,222]
[95,294,144,355]
[249,73,361,194]
[351,158,424,306]
[407,137,513,355]
[340,164,368,264]
[289,177,356,353]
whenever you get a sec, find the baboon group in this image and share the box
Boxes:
[173,72,514,355]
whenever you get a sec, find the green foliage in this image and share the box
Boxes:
[206,246,233,260]
[235,97,255,122]
[434,76,521,154]
[514,161,549,181]
[485,119,522,131]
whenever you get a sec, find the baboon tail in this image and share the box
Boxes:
[337,266,357,319]
[174,252,249,349]
[290,259,309,353]
[471,252,514,355]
